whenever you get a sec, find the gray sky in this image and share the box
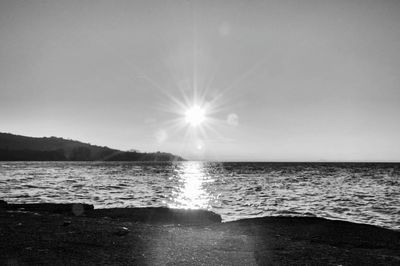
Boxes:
[1,0,400,161]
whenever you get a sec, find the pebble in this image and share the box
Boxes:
[114,226,130,236]
[63,220,72,226]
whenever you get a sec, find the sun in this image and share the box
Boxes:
[185,105,205,127]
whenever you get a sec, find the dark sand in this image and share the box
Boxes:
[0,201,399,265]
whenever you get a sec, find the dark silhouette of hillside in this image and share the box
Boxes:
[105,151,183,161]
[0,133,184,161]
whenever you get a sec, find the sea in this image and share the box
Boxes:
[1,161,399,230]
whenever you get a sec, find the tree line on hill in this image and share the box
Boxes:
[0,133,184,161]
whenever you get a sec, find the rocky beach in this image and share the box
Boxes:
[0,201,399,266]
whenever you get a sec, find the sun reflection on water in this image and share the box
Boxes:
[168,162,213,209]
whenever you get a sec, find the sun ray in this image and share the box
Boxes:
[218,58,267,98]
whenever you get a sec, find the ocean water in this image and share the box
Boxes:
[0,161,399,230]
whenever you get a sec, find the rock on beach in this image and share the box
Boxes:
[0,201,399,265]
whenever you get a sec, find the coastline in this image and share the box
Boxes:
[1,201,399,265]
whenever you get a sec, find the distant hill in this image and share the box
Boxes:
[0,133,184,161]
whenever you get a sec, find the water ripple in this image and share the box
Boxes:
[0,161,399,230]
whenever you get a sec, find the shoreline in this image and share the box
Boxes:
[3,199,398,231]
[1,201,399,265]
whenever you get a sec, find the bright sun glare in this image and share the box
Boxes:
[185,106,205,127]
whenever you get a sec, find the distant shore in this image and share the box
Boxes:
[0,132,185,161]
[1,201,399,265]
